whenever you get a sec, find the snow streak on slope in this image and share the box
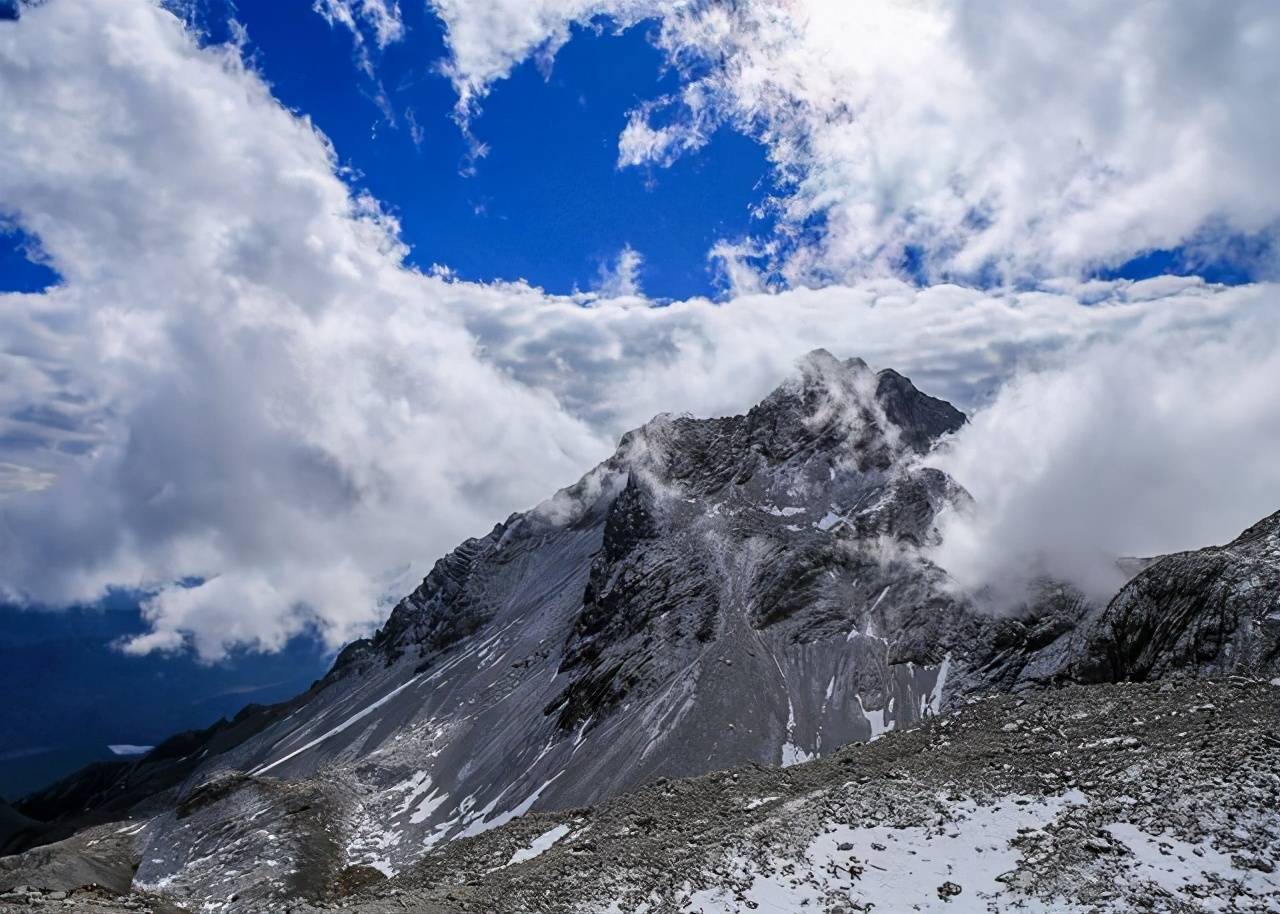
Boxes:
[251,675,423,775]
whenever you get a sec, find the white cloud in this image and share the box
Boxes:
[454,275,1278,443]
[594,245,644,298]
[314,0,405,51]
[428,0,618,118]
[427,0,1280,284]
[928,286,1280,606]
[2,0,1279,660]
[0,0,607,658]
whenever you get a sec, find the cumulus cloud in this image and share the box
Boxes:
[0,0,607,658]
[2,0,1279,660]
[427,0,1280,284]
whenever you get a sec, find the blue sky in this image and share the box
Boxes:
[0,8,769,298]
[177,1,775,300]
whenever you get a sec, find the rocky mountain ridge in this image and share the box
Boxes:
[2,351,1277,913]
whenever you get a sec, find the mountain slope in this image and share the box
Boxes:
[300,678,1279,914]
[135,351,1018,890]
[5,351,1276,913]
[5,679,1276,913]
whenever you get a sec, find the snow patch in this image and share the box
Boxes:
[409,786,449,825]
[816,511,842,531]
[780,741,815,768]
[1105,822,1280,910]
[856,694,889,741]
[456,772,564,839]
[926,653,951,717]
[506,824,571,867]
[763,505,806,517]
[682,793,1086,913]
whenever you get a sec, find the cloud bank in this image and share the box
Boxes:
[929,287,1280,603]
[428,0,1280,284]
[1,0,1278,657]
[0,0,608,658]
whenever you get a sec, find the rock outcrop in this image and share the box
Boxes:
[1071,510,1280,682]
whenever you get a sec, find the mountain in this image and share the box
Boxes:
[0,800,42,859]
[2,351,1277,913]
[1071,509,1280,682]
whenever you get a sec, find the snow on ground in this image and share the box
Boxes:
[855,695,889,740]
[762,505,805,517]
[408,785,449,825]
[439,771,566,842]
[1104,822,1280,912]
[778,688,815,768]
[680,792,1086,913]
[506,824,572,867]
[816,511,842,531]
[779,741,815,768]
[926,654,950,715]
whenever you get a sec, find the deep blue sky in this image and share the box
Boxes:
[199,0,773,301]
[0,593,330,799]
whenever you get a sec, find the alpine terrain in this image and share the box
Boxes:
[2,352,1277,913]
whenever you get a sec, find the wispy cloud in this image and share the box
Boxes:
[594,245,644,298]
[314,0,405,56]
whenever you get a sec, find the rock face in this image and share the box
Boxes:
[3,350,1277,914]
[1071,510,1280,682]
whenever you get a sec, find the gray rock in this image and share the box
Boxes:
[1070,510,1280,682]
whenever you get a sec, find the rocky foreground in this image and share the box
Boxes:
[2,677,1276,913]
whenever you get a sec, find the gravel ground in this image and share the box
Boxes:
[299,678,1279,913]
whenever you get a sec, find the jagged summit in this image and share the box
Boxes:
[753,349,965,466]
[363,352,965,670]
